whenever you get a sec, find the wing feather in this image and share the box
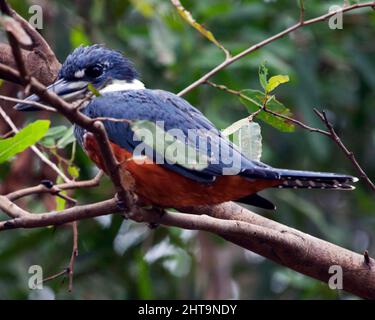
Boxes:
[75,89,278,182]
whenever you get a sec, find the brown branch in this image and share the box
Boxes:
[0,1,60,85]
[207,81,375,193]
[0,95,57,112]
[0,60,22,84]
[0,196,119,229]
[68,220,78,291]
[314,109,375,192]
[170,0,231,60]
[0,195,29,218]
[299,0,305,24]
[178,1,375,96]
[1,129,14,138]
[184,203,375,300]
[42,269,68,284]
[1,195,374,299]
[6,170,104,201]
[206,81,331,136]
[0,1,374,300]
[0,60,132,207]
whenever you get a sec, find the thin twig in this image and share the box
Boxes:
[42,269,68,284]
[56,192,77,206]
[299,0,305,24]
[206,81,330,136]
[170,0,231,60]
[207,81,374,192]
[179,1,375,96]
[314,109,375,192]
[0,106,71,182]
[0,2,72,184]
[1,129,14,138]
[68,221,78,291]
[6,170,103,201]
[0,94,57,112]
[364,250,371,268]
[0,0,374,300]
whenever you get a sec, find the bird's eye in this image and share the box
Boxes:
[85,65,103,78]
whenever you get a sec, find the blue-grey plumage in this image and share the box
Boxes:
[58,45,139,84]
[75,89,282,183]
[15,45,357,208]
[75,89,357,189]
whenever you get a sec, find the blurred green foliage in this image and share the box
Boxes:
[0,0,375,299]
[0,120,50,163]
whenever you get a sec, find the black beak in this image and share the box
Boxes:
[14,78,89,111]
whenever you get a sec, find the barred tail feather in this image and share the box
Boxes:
[274,169,358,190]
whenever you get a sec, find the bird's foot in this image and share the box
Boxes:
[115,193,131,220]
[146,206,165,229]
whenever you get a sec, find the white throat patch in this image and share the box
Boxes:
[99,79,145,93]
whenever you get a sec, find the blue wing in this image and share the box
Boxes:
[75,89,280,183]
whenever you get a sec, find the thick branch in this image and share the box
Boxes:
[0,1,374,300]
[0,196,119,228]
[1,195,374,299]
[186,202,375,300]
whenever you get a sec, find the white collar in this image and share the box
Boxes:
[99,79,145,93]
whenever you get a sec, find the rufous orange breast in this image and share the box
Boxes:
[83,133,280,207]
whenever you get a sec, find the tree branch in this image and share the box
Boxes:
[206,81,375,194]
[0,0,374,299]
[0,196,119,228]
[178,1,375,96]
[1,194,374,299]
[6,170,103,201]
[314,109,375,192]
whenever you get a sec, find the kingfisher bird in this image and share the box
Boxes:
[15,45,357,209]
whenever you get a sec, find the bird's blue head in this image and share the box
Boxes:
[15,45,144,111]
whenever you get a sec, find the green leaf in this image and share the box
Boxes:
[68,165,80,179]
[299,0,305,11]
[55,175,67,211]
[44,126,68,139]
[172,0,225,52]
[70,25,90,48]
[0,120,50,164]
[39,137,56,148]
[136,253,154,299]
[40,125,69,147]
[240,89,295,132]
[56,193,66,211]
[259,61,269,91]
[129,0,154,17]
[266,75,290,93]
[87,83,101,97]
[57,127,76,149]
